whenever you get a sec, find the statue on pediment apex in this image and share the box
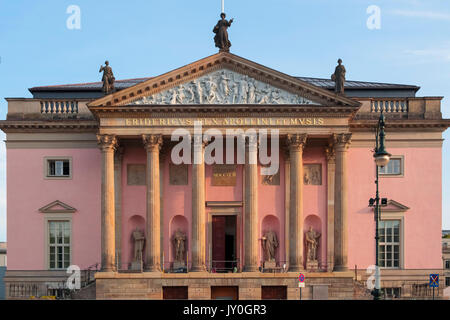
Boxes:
[213,13,234,52]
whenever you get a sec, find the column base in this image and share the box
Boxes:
[145,266,162,272]
[333,265,348,272]
[190,265,207,272]
[288,265,305,272]
[243,265,258,272]
[101,267,116,272]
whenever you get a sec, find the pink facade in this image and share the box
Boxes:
[7,148,101,270]
[7,143,442,271]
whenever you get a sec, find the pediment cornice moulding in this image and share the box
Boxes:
[87,52,361,109]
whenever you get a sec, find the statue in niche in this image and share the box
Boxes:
[331,58,346,94]
[99,60,115,95]
[262,230,278,268]
[213,13,234,52]
[131,228,145,271]
[172,229,186,269]
[305,226,321,262]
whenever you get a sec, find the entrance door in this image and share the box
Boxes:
[261,286,287,300]
[212,215,236,272]
[211,286,239,300]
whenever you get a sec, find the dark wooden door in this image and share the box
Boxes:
[212,216,226,270]
[261,286,287,300]
[211,286,239,300]
[163,286,188,300]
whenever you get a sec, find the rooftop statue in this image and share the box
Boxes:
[331,59,346,95]
[99,60,115,95]
[213,13,234,52]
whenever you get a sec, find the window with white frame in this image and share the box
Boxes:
[378,220,401,268]
[48,221,71,269]
[379,157,403,176]
[46,159,71,178]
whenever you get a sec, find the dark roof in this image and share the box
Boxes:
[29,76,420,93]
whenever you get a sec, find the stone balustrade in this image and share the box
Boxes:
[371,99,408,113]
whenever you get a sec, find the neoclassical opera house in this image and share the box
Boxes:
[1,49,449,299]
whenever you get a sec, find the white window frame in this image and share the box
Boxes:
[379,212,405,270]
[44,156,73,180]
[44,214,72,270]
[378,155,404,177]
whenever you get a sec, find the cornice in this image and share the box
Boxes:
[350,119,450,130]
[87,52,361,109]
[0,120,99,132]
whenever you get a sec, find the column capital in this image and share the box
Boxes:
[97,134,118,152]
[142,134,163,151]
[192,135,209,148]
[286,133,308,151]
[325,141,336,164]
[332,133,352,151]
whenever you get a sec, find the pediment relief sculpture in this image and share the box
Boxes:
[130,69,320,105]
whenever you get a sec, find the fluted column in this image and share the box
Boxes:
[325,141,336,272]
[191,135,206,272]
[333,133,352,272]
[142,134,163,272]
[98,134,118,272]
[287,134,307,272]
[243,134,258,272]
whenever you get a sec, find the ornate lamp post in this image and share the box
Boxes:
[370,111,391,300]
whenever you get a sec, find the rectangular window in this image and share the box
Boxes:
[446,277,450,287]
[46,158,71,178]
[378,220,401,268]
[445,260,450,269]
[379,157,403,176]
[48,221,70,270]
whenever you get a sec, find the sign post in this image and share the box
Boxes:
[298,273,305,300]
[429,274,439,300]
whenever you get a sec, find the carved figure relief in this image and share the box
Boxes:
[304,164,322,185]
[131,69,319,105]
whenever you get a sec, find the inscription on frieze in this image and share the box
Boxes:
[212,164,237,186]
[127,164,146,186]
[169,163,188,185]
[304,164,322,185]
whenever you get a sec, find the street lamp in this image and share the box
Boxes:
[370,111,391,300]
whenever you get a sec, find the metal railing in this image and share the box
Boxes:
[210,260,240,273]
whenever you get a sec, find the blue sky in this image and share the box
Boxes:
[0,0,449,241]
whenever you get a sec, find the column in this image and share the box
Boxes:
[287,134,307,272]
[114,147,124,270]
[243,134,258,272]
[284,147,290,268]
[325,141,336,272]
[98,134,118,272]
[191,136,206,272]
[333,133,352,272]
[142,134,163,272]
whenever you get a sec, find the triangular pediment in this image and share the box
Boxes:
[88,52,360,108]
[378,199,410,212]
[38,200,77,214]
